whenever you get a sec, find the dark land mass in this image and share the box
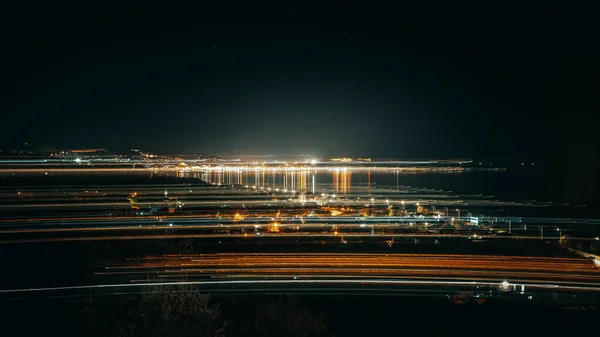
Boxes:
[2,290,598,337]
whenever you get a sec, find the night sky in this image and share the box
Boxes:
[2,2,599,160]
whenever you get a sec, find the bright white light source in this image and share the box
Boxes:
[74,158,81,163]
[310,159,317,165]
[501,280,510,289]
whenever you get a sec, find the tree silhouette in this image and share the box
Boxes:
[83,284,228,337]
[134,284,228,337]
[255,297,334,337]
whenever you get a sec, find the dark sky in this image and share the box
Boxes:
[1,2,599,159]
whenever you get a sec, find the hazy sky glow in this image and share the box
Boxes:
[1,3,598,159]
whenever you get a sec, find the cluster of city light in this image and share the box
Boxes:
[174,164,468,173]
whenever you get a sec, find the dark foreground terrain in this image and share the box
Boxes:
[2,289,598,337]
[1,237,599,337]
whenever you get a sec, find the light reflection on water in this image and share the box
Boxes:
[6,168,596,216]
[172,168,544,203]
[174,169,454,195]
[177,169,357,194]
[172,168,590,212]
[172,169,597,217]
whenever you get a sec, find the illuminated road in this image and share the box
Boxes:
[1,214,600,244]
[0,232,589,244]
[3,253,600,300]
[103,253,600,287]
[1,212,600,244]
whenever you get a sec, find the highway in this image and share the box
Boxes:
[0,232,592,244]
[3,253,600,302]
[1,211,600,244]
[104,253,600,287]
